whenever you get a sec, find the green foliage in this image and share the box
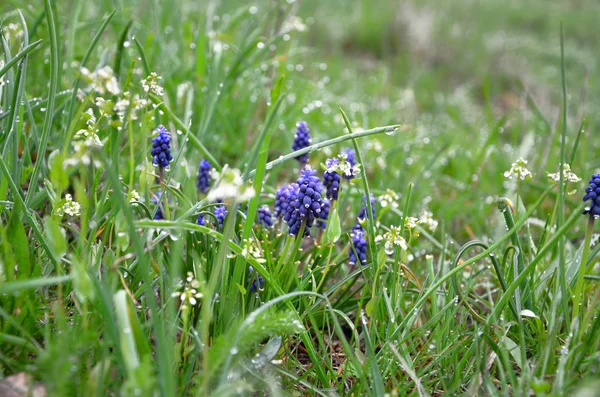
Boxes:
[0,0,599,395]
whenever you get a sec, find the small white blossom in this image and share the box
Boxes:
[1,23,24,41]
[324,153,361,178]
[504,158,533,181]
[128,190,140,205]
[548,163,581,184]
[404,217,420,229]
[207,166,255,203]
[419,210,438,232]
[80,66,120,95]
[375,226,407,255]
[141,72,164,96]
[56,194,81,217]
[281,16,306,33]
[171,272,203,309]
[379,189,399,208]
[241,238,266,263]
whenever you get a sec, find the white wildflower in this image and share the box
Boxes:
[207,166,255,203]
[548,163,581,184]
[504,158,533,181]
[2,23,24,41]
[324,153,361,178]
[241,238,266,263]
[379,189,399,208]
[419,210,438,232]
[375,226,407,255]
[281,16,306,34]
[404,216,421,229]
[113,91,150,121]
[80,66,120,95]
[128,189,140,205]
[56,194,81,217]
[171,272,203,309]
[141,72,164,96]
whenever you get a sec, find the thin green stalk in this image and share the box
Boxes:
[572,215,594,323]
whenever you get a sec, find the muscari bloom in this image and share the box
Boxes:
[349,227,368,265]
[257,205,274,228]
[151,125,173,168]
[283,167,325,237]
[248,266,265,292]
[151,192,165,220]
[317,198,330,229]
[583,174,600,217]
[197,213,206,226]
[274,184,295,219]
[214,205,228,231]
[323,158,342,200]
[292,121,311,164]
[357,193,376,222]
[196,159,212,193]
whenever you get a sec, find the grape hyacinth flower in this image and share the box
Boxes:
[248,266,265,292]
[583,174,600,217]
[317,198,330,229]
[292,121,311,164]
[257,205,274,228]
[323,158,341,200]
[151,125,173,168]
[274,184,295,219]
[214,205,228,231]
[151,192,165,220]
[283,167,325,237]
[357,193,376,222]
[197,213,206,226]
[349,227,368,265]
[196,159,212,193]
[341,148,357,180]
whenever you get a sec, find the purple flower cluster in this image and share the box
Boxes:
[584,173,600,216]
[323,158,341,200]
[274,184,295,218]
[342,148,357,180]
[283,168,325,237]
[292,122,311,164]
[196,159,212,193]
[151,192,165,220]
[357,193,376,222]
[317,198,330,229]
[151,125,173,168]
[214,205,228,231]
[248,266,264,292]
[257,205,274,228]
[349,227,368,265]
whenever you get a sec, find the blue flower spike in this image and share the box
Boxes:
[151,125,173,168]
[293,121,311,164]
[283,167,325,237]
[583,173,600,217]
[196,159,212,193]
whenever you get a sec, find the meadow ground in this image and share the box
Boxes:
[1,0,600,395]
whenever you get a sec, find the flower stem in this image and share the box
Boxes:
[572,215,594,322]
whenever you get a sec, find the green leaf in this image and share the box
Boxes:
[270,74,285,104]
[44,216,67,258]
[8,201,31,277]
[365,296,379,317]
[236,282,247,295]
[325,208,341,244]
[49,150,69,192]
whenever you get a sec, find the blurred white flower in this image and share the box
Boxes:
[56,194,81,217]
[141,72,164,96]
[80,66,120,95]
[128,189,140,205]
[548,163,581,184]
[2,23,24,41]
[281,16,306,33]
[404,216,420,229]
[419,210,438,232]
[379,189,399,208]
[171,272,203,309]
[207,166,255,203]
[375,226,407,255]
[241,238,266,263]
[504,158,533,181]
